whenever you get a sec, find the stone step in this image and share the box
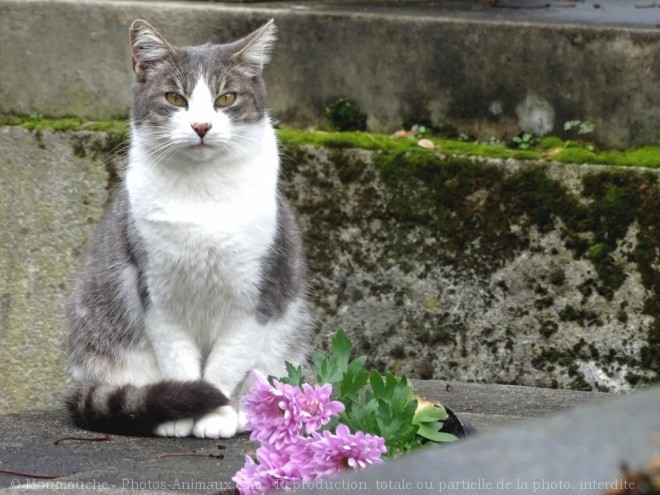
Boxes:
[293,385,660,495]
[0,380,613,494]
[1,0,659,147]
[412,379,609,432]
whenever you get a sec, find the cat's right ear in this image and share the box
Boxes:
[129,20,172,82]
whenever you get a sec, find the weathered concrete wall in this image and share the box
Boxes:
[0,126,657,413]
[1,0,659,147]
[281,144,659,394]
[0,127,111,413]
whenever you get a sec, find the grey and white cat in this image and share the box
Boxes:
[66,19,313,438]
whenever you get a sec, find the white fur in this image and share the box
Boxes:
[155,418,195,438]
[123,77,301,438]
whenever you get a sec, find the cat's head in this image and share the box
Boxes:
[129,19,276,163]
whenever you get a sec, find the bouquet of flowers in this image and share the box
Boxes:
[233,330,456,495]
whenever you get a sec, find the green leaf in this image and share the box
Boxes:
[339,355,369,402]
[369,371,386,399]
[313,356,327,384]
[377,412,418,447]
[312,330,358,386]
[342,398,380,435]
[311,349,324,366]
[390,375,415,410]
[312,351,339,385]
[278,362,305,386]
[416,423,458,443]
[412,405,448,425]
[331,329,352,372]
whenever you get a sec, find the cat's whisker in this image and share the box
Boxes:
[104,142,131,165]
[148,142,182,168]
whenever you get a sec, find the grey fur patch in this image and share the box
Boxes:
[67,186,149,369]
[256,193,307,324]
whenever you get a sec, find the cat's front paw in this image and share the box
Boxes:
[192,405,238,439]
[154,418,195,437]
[237,409,248,433]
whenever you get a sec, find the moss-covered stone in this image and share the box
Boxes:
[2,117,658,169]
[0,114,128,138]
[277,136,659,391]
[0,120,657,415]
[277,127,660,169]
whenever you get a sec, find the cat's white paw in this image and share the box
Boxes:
[154,418,195,437]
[192,406,238,439]
[237,409,248,433]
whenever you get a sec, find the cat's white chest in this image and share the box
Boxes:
[142,197,273,299]
[126,130,279,330]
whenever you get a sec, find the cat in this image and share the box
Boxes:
[65,19,314,439]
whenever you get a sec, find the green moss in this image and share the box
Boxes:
[277,127,415,153]
[277,127,659,169]
[600,147,660,168]
[0,114,84,132]
[540,136,564,149]
[0,114,128,140]
[82,120,128,136]
[440,140,520,160]
[580,172,648,296]
[511,149,541,160]
[325,98,367,132]
[585,243,606,260]
[554,147,599,164]
[568,373,593,391]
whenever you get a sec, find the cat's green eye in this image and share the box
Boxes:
[165,92,187,108]
[215,92,237,108]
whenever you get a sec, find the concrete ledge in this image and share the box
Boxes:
[1,0,659,146]
[0,381,610,493]
[0,126,658,413]
[292,385,660,495]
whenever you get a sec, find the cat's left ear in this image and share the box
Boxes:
[231,20,277,76]
[129,19,173,82]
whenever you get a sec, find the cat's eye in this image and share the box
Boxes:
[215,92,237,108]
[165,92,188,108]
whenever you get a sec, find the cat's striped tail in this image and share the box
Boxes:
[66,380,228,435]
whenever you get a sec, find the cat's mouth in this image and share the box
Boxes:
[181,139,225,162]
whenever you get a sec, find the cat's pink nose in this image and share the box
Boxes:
[191,122,212,138]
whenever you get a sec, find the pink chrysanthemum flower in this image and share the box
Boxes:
[232,455,264,495]
[242,369,304,449]
[237,370,386,495]
[299,383,345,434]
[299,423,387,478]
[233,447,302,495]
